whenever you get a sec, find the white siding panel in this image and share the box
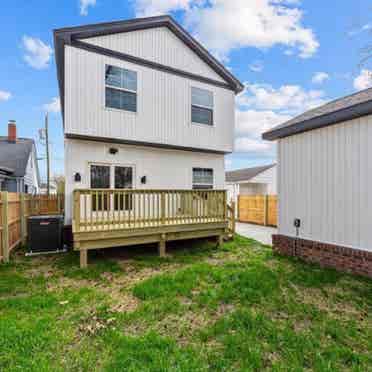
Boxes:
[84,27,226,82]
[278,114,372,252]
[249,166,277,194]
[23,148,39,194]
[64,138,225,224]
[65,45,234,153]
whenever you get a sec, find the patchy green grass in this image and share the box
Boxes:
[0,235,371,371]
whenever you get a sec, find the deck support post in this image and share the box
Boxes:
[217,234,224,248]
[159,234,166,257]
[80,249,88,268]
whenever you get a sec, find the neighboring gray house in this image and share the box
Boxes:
[225,164,277,203]
[0,121,40,194]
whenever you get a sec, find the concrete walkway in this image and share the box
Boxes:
[236,222,277,246]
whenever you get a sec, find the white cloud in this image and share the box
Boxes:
[0,90,12,101]
[80,0,96,15]
[234,81,328,155]
[233,109,290,154]
[312,72,329,84]
[135,0,195,16]
[353,69,372,91]
[237,83,326,114]
[234,137,274,155]
[184,0,319,60]
[135,0,318,60]
[249,60,264,73]
[43,97,61,113]
[236,109,291,138]
[348,23,372,37]
[22,36,52,70]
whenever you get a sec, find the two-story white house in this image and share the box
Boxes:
[54,15,243,228]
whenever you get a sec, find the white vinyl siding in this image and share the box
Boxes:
[64,138,225,224]
[65,45,234,153]
[249,166,277,194]
[23,147,39,194]
[278,114,372,252]
[84,26,225,83]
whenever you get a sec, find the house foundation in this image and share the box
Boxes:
[272,234,372,278]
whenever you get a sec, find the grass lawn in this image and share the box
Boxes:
[0,235,371,371]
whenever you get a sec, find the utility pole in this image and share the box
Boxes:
[45,113,50,196]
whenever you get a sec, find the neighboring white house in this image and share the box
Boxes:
[225,164,277,203]
[54,15,243,225]
[0,121,40,194]
[263,87,372,278]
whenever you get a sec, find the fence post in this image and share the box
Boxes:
[264,195,269,226]
[1,192,9,263]
[20,193,27,245]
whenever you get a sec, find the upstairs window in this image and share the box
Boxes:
[191,87,214,126]
[192,168,214,189]
[105,65,137,112]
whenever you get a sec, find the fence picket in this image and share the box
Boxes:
[238,195,277,227]
[0,192,64,262]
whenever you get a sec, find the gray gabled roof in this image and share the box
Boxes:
[226,164,275,183]
[0,137,35,177]
[262,87,372,140]
[54,15,244,124]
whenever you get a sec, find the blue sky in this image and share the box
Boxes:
[0,0,371,180]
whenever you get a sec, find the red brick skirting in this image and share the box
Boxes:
[272,234,372,278]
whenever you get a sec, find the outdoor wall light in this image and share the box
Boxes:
[74,173,81,182]
[141,176,147,184]
[109,147,118,155]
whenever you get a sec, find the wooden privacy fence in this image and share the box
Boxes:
[238,195,277,227]
[0,192,64,262]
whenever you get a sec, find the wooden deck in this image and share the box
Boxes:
[73,189,235,267]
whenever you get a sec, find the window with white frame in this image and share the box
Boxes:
[191,87,213,125]
[90,164,134,211]
[192,168,214,189]
[105,65,137,112]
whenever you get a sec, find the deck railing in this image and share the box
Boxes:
[73,189,228,232]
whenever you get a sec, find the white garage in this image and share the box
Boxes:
[263,88,372,278]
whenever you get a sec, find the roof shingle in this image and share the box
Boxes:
[226,164,275,183]
[262,87,372,140]
[0,137,34,177]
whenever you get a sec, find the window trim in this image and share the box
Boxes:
[191,86,214,127]
[192,167,214,189]
[104,64,138,114]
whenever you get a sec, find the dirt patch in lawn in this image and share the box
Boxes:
[124,301,235,346]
